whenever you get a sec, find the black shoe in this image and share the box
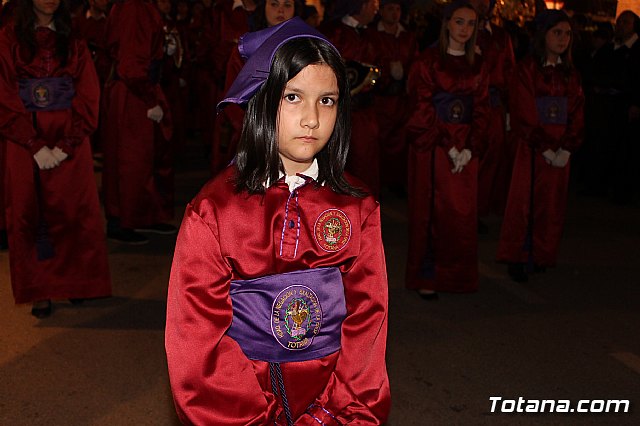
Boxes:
[107,228,149,245]
[507,263,528,283]
[0,229,7,250]
[417,290,439,301]
[134,223,178,235]
[478,220,489,235]
[31,300,52,318]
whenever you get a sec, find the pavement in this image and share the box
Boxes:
[1,143,639,425]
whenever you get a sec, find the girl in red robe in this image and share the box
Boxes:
[497,10,584,282]
[0,0,111,317]
[165,18,390,425]
[405,1,489,297]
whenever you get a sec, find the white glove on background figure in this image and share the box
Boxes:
[542,149,556,165]
[552,148,571,168]
[147,105,164,123]
[51,147,69,163]
[389,61,404,81]
[454,148,472,173]
[448,146,460,172]
[33,146,60,170]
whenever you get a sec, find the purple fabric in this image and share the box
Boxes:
[18,76,75,112]
[217,17,338,110]
[433,91,473,124]
[227,267,346,363]
[536,96,568,125]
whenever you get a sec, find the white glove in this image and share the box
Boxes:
[542,149,556,165]
[51,147,69,163]
[505,113,511,132]
[33,146,60,170]
[165,36,177,56]
[147,105,164,123]
[389,60,404,81]
[453,148,472,173]
[179,78,187,88]
[552,148,571,168]
[448,146,460,172]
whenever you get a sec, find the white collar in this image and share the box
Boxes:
[615,32,638,50]
[35,21,56,31]
[342,15,365,29]
[544,56,563,67]
[277,159,320,192]
[447,47,465,56]
[377,20,405,38]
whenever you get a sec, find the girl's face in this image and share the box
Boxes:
[156,0,172,15]
[277,64,339,175]
[33,0,60,23]
[545,21,572,58]
[265,0,295,27]
[447,8,477,46]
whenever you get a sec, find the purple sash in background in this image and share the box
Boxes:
[227,267,346,363]
[433,92,473,124]
[18,76,75,112]
[536,96,568,125]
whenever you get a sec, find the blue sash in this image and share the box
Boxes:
[18,76,75,112]
[227,268,346,363]
[433,92,473,124]
[536,96,568,125]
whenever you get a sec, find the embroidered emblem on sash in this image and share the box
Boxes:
[448,99,465,123]
[271,285,323,351]
[314,209,351,252]
[32,83,50,108]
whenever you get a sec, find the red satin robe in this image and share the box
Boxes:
[102,0,173,229]
[0,25,111,303]
[405,48,490,293]
[166,167,390,425]
[366,24,418,187]
[475,23,515,216]
[322,20,381,196]
[212,0,252,85]
[497,56,584,267]
[72,11,110,86]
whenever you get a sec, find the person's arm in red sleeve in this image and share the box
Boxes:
[469,62,491,156]
[112,2,159,108]
[297,201,391,425]
[56,39,100,157]
[165,202,277,426]
[559,72,585,153]
[509,60,546,150]
[406,54,441,152]
[0,30,45,154]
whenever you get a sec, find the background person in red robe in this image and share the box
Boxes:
[471,0,515,227]
[166,19,390,425]
[497,10,584,283]
[102,0,176,245]
[0,0,111,317]
[321,0,382,197]
[405,0,489,298]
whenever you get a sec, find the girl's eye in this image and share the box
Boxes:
[320,97,336,106]
[284,93,299,102]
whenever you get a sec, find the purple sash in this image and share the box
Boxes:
[489,87,501,108]
[536,96,568,125]
[433,92,473,124]
[227,268,345,363]
[18,76,75,112]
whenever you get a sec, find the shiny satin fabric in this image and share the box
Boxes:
[405,47,489,293]
[102,0,173,229]
[497,56,584,267]
[166,167,390,425]
[0,26,111,303]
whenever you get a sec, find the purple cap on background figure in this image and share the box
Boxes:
[217,17,339,111]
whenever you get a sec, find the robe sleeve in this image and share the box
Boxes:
[165,203,277,426]
[297,203,391,425]
[469,62,491,156]
[406,56,441,152]
[0,30,44,154]
[112,2,160,108]
[57,39,100,156]
[559,73,585,153]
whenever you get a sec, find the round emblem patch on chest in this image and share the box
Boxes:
[314,208,352,252]
[448,99,465,123]
[271,285,323,351]
[32,84,50,108]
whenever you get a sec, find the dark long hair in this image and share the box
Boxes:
[235,37,363,196]
[438,2,478,66]
[533,10,574,73]
[15,0,72,66]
